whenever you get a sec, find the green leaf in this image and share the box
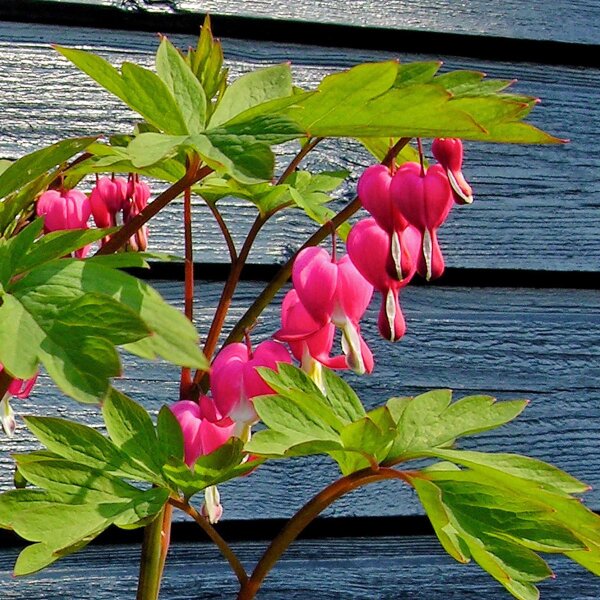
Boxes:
[192,438,245,480]
[430,449,590,496]
[394,61,442,86]
[156,37,207,134]
[0,489,68,529]
[289,187,351,239]
[282,61,560,143]
[15,459,140,503]
[0,137,96,200]
[244,429,295,457]
[111,487,169,528]
[359,137,419,164]
[157,405,185,465]
[409,476,470,563]
[53,293,151,346]
[388,390,528,461]
[163,439,256,499]
[0,284,155,402]
[102,389,163,478]
[406,469,577,600]
[55,46,129,105]
[336,416,395,474]
[320,367,366,424]
[283,61,398,136]
[0,173,53,236]
[386,396,413,422]
[435,70,513,97]
[0,219,44,288]
[56,46,188,135]
[22,415,155,481]
[244,429,342,458]
[210,64,293,128]
[127,133,187,168]
[16,227,116,275]
[256,365,346,432]
[213,114,305,144]
[190,132,275,183]
[121,62,189,135]
[9,259,208,376]
[253,394,340,446]
[9,487,168,575]
[258,363,323,398]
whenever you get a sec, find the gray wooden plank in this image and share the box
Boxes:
[34,0,600,45]
[2,282,599,519]
[1,22,598,271]
[1,537,599,598]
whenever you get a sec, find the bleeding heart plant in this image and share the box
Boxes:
[1,16,597,600]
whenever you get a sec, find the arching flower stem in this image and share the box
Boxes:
[237,466,417,600]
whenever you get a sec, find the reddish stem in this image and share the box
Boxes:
[207,201,238,263]
[417,138,425,176]
[180,183,194,399]
[169,497,249,586]
[237,467,413,600]
[190,212,268,392]
[277,137,323,185]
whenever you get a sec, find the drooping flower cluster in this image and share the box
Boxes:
[276,247,374,382]
[350,137,472,341]
[170,339,292,521]
[36,188,92,257]
[34,173,151,257]
[90,174,150,251]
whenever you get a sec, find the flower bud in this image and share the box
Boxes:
[432,138,473,205]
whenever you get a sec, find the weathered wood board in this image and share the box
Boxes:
[2,282,599,520]
[1,22,599,271]
[31,0,600,45]
[1,537,599,598]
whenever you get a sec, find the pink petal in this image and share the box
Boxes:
[244,340,292,399]
[423,164,453,228]
[292,247,338,324]
[432,138,463,172]
[357,164,402,231]
[335,255,373,323]
[199,419,236,456]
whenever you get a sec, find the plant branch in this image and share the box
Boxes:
[276,137,323,185]
[158,503,173,574]
[180,183,194,398]
[237,467,412,600]
[222,138,410,347]
[169,497,248,586]
[136,505,168,600]
[96,158,211,255]
[207,200,238,263]
[0,370,13,399]
[191,212,268,392]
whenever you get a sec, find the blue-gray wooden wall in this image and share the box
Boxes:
[0,1,599,598]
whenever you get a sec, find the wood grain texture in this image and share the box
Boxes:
[1,23,599,271]
[33,0,600,45]
[1,537,599,599]
[2,282,599,519]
